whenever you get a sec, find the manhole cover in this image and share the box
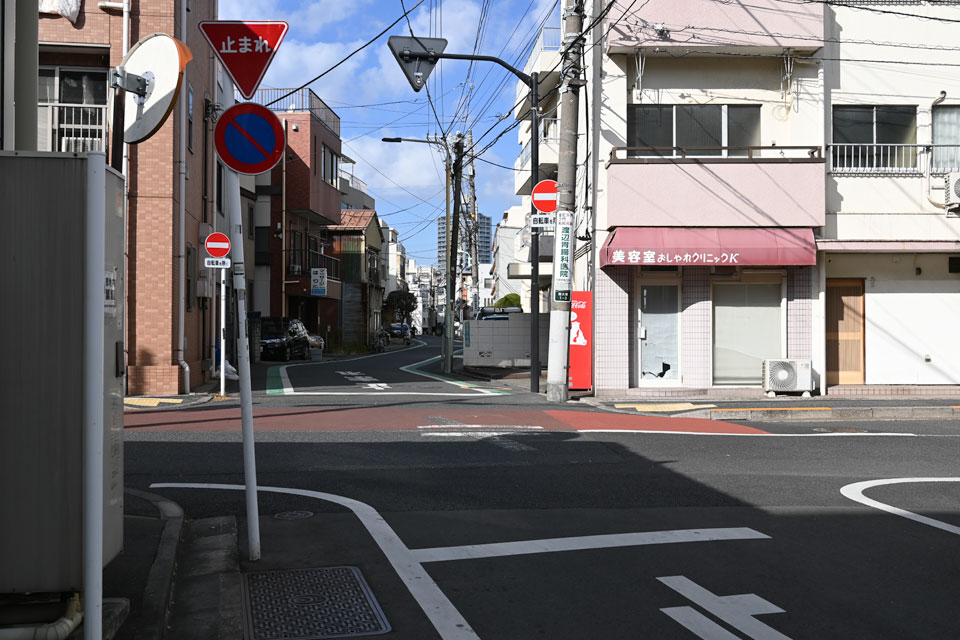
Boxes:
[813,427,867,433]
[242,567,391,639]
[274,510,314,520]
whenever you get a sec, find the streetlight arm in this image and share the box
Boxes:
[398,50,531,86]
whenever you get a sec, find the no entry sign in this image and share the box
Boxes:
[205,232,231,258]
[198,21,288,100]
[532,179,558,214]
[214,103,285,175]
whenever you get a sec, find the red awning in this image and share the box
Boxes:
[599,227,817,267]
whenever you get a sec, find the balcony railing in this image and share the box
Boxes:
[519,117,560,167]
[340,170,367,193]
[523,27,561,74]
[287,249,341,280]
[611,145,822,161]
[829,144,960,176]
[249,87,340,136]
[37,104,108,153]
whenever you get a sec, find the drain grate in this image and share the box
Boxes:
[274,510,314,521]
[242,567,391,639]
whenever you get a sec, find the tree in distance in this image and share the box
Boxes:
[384,290,419,327]
[493,293,521,308]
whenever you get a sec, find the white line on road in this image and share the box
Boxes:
[151,482,481,640]
[411,528,769,563]
[417,425,544,430]
[151,483,772,640]
[579,430,921,437]
[661,607,742,640]
[658,576,791,640]
[840,477,960,536]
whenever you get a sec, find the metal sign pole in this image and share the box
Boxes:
[220,266,226,396]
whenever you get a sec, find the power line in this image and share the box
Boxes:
[264,0,425,108]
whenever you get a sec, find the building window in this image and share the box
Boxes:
[216,161,224,216]
[247,205,255,238]
[187,84,194,152]
[627,104,760,157]
[712,283,782,385]
[255,227,272,266]
[933,105,960,173]
[322,145,339,185]
[831,105,917,171]
[186,244,196,312]
[37,66,109,152]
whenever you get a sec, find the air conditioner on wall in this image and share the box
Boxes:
[762,359,813,394]
[944,173,960,210]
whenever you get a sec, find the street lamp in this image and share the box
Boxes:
[387,37,543,392]
[382,135,460,374]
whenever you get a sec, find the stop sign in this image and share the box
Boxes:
[205,232,231,258]
[531,179,558,213]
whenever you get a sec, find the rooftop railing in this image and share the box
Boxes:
[610,145,822,161]
[519,117,560,167]
[523,27,561,74]
[248,88,340,136]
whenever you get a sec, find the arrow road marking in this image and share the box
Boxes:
[658,576,791,640]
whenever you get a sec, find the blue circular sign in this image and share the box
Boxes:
[214,103,285,175]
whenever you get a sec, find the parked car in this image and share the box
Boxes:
[260,317,311,361]
[389,322,409,338]
[476,306,523,321]
[307,334,325,350]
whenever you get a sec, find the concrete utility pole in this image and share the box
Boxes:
[547,0,585,403]
[445,134,465,373]
[466,129,480,313]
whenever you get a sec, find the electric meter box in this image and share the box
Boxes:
[0,152,125,592]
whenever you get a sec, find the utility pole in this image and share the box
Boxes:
[445,134,465,373]
[466,129,480,314]
[443,139,452,370]
[547,0,585,403]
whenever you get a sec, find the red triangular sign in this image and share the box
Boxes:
[198,21,288,100]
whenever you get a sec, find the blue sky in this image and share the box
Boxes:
[218,0,560,266]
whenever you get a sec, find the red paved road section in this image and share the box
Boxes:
[124,407,765,435]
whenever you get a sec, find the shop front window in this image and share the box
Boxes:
[713,283,782,385]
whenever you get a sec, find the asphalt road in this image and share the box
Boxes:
[125,336,960,639]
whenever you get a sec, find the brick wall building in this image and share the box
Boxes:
[39,0,219,394]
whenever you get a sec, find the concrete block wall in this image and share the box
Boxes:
[681,267,712,387]
[463,314,549,367]
[787,266,813,360]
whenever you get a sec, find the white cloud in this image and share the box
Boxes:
[217,0,370,27]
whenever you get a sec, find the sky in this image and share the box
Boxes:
[219,0,560,267]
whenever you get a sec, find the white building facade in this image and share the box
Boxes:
[514,1,960,395]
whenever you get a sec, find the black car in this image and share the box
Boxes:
[259,317,311,361]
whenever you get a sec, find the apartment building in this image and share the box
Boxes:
[247,88,344,338]
[38,0,219,394]
[331,209,384,347]
[515,1,960,395]
[380,221,407,296]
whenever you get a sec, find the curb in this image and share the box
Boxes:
[709,406,960,422]
[125,488,184,640]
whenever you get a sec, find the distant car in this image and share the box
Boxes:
[389,322,409,338]
[477,306,523,321]
[307,334,325,350]
[260,317,311,361]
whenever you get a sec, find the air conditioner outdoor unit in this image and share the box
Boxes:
[944,173,960,210]
[762,359,813,394]
[288,264,302,276]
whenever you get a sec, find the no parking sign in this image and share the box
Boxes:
[214,102,285,175]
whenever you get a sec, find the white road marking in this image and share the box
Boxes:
[151,482,481,640]
[658,576,791,640]
[417,425,544,430]
[840,477,960,536]
[661,607,742,640]
[363,383,392,390]
[412,528,769,563]
[400,356,498,395]
[152,483,771,640]
[579,430,920,437]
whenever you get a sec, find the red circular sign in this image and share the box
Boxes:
[205,232,231,258]
[531,179,558,213]
[214,103,285,175]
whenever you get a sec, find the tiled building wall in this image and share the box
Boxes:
[594,266,631,392]
[787,266,813,359]
[681,267,712,387]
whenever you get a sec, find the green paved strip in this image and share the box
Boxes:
[266,366,284,395]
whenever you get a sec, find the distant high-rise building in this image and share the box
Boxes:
[477,213,493,264]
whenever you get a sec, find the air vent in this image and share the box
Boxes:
[762,359,813,394]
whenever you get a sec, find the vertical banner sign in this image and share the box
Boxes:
[311,267,327,296]
[553,211,574,302]
[568,291,593,390]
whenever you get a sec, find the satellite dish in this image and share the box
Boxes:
[121,33,193,144]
